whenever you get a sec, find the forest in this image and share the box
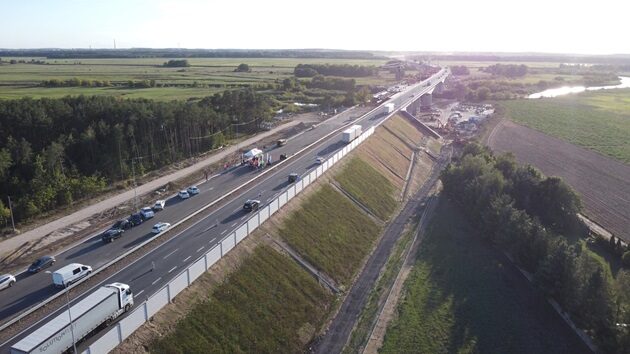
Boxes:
[0,89,273,225]
[294,63,377,77]
[440,143,630,353]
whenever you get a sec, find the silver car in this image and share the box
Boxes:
[0,274,16,291]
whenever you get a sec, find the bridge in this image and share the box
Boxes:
[403,70,449,115]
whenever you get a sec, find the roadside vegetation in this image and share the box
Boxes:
[437,143,630,352]
[278,184,381,285]
[501,90,630,164]
[335,157,398,220]
[150,245,333,354]
[380,199,591,354]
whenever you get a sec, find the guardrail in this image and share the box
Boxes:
[81,126,376,354]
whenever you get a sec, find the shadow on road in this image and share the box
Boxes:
[0,284,57,320]
[123,233,154,249]
[66,240,103,260]
[317,141,345,156]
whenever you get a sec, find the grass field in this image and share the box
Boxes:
[278,184,381,285]
[335,157,398,220]
[0,57,391,100]
[501,89,630,164]
[150,245,332,354]
[380,199,590,354]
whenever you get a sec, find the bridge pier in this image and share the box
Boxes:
[420,93,432,111]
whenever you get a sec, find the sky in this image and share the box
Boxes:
[1,0,628,55]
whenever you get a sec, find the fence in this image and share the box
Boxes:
[81,125,376,354]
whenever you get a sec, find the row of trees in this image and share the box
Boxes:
[294,64,377,78]
[307,75,356,91]
[41,78,113,87]
[441,143,630,352]
[450,65,470,76]
[481,63,528,77]
[163,59,190,67]
[0,90,273,225]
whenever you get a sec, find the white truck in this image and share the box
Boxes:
[384,103,395,115]
[342,125,362,143]
[10,283,134,354]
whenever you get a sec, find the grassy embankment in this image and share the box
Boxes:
[380,199,589,354]
[278,184,382,285]
[335,157,398,220]
[501,89,630,164]
[150,245,333,353]
[0,57,390,100]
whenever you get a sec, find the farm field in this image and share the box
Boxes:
[0,57,391,100]
[500,89,630,163]
[380,199,591,354]
[487,119,630,243]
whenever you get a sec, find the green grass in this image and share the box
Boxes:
[0,57,389,100]
[501,89,630,164]
[150,245,333,354]
[343,226,415,354]
[279,184,381,285]
[380,199,588,354]
[335,157,398,220]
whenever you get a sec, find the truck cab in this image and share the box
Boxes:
[107,282,134,314]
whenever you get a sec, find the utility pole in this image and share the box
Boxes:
[7,196,15,232]
[131,158,138,210]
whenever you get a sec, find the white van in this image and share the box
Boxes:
[52,263,92,288]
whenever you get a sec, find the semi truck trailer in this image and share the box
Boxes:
[11,283,134,354]
[384,103,395,115]
[342,125,362,143]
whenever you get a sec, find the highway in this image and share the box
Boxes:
[0,70,447,352]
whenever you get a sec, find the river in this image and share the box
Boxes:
[528,76,630,99]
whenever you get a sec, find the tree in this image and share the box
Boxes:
[234,63,251,72]
[531,177,582,233]
[534,240,578,308]
[0,199,10,226]
[623,251,630,268]
[163,59,190,68]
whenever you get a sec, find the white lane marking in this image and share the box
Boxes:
[209,238,216,243]
[233,207,241,212]
[209,187,214,191]
[240,215,248,221]
[168,266,177,274]
[221,229,227,235]
[266,197,272,202]
[163,248,179,259]
[152,277,162,285]
[196,246,205,253]
[230,222,237,228]
[136,290,144,297]
[183,256,191,263]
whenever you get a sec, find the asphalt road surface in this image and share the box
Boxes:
[0,70,447,353]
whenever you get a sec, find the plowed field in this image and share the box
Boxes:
[487,120,630,242]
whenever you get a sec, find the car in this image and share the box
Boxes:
[0,274,16,290]
[111,218,132,231]
[101,228,124,243]
[152,222,171,234]
[178,190,190,199]
[152,200,166,211]
[129,213,144,226]
[28,255,56,273]
[140,207,155,220]
[316,156,325,164]
[279,154,287,161]
[288,173,299,183]
[276,139,287,147]
[243,199,260,212]
[187,186,200,196]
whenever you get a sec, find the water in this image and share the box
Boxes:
[528,76,630,99]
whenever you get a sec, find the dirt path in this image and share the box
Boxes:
[312,146,451,354]
[362,195,438,354]
[0,121,304,255]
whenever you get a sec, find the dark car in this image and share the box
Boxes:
[101,228,124,243]
[288,173,299,183]
[28,255,56,273]
[112,218,132,230]
[279,154,287,161]
[129,213,144,226]
[243,199,260,212]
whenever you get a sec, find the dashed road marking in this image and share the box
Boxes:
[168,266,177,274]
[230,222,237,228]
[136,290,144,297]
[221,229,227,235]
[183,256,191,263]
[196,246,205,253]
[163,248,179,259]
[151,277,162,285]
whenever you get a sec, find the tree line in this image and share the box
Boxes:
[0,90,273,226]
[481,63,528,77]
[440,143,630,352]
[294,64,377,78]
